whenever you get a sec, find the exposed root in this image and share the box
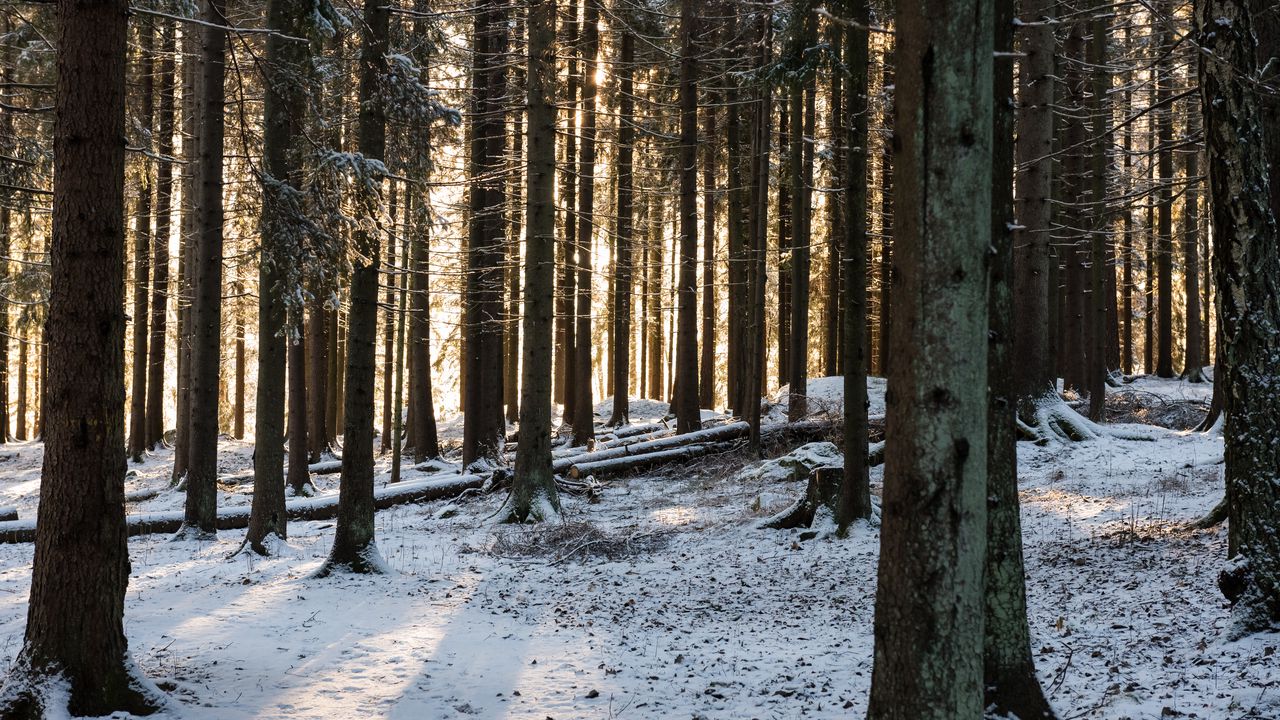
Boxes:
[1191,496,1229,529]
[1021,394,1157,443]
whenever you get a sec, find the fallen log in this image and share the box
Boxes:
[0,473,485,544]
[0,507,16,522]
[556,421,750,473]
[568,444,712,480]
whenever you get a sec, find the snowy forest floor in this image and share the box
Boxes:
[0,376,1276,719]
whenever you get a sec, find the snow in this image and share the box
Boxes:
[0,379,1276,719]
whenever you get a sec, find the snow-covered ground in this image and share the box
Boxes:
[0,375,1275,719]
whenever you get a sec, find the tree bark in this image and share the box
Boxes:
[608,28,636,427]
[866,0,991,715]
[318,0,390,575]
[673,0,701,434]
[1196,0,1280,633]
[570,0,598,446]
[179,0,229,536]
[0,0,161,711]
[509,0,562,523]
[127,16,154,462]
[699,97,717,411]
[146,19,175,449]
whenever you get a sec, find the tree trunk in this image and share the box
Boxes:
[172,20,200,484]
[179,0,229,537]
[609,28,635,427]
[876,54,894,377]
[1182,111,1204,382]
[127,16,154,462]
[699,98,716,411]
[1011,0,1055,402]
[673,0,700,434]
[1196,0,1280,633]
[556,2,580,420]
[570,0,598,446]
[308,298,329,460]
[461,0,510,467]
[248,0,309,551]
[1155,4,1175,379]
[409,197,440,460]
[866,0,991,715]
[318,0,390,575]
[381,183,398,453]
[146,19,175,449]
[16,332,27,441]
[509,0,562,523]
[838,0,872,527]
[788,22,815,423]
[984,0,1056,715]
[0,0,161,711]
[743,14,772,446]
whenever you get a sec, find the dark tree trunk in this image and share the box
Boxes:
[1011,0,1055,401]
[556,2,580,419]
[608,28,636,427]
[287,323,310,495]
[319,0,390,575]
[1,0,161,712]
[172,22,200,483]
[743,14,772,446]
[1155,5,1175,379]
[179,0,229,537]
[776,105,791,390]
[673,0,700,434]
[699,97,716,411]
[876,55,894,377]
[509,0,562,523]
[570,0,598,445]
[788,18,815,422]
[461,0,510,467]
[866,0,991,715]
[505,93,524,425]
[1086,12,1108,420]
[409,198,440,461]
[985,0,1057,715]
[725,86,746,412]
[146,19,175,450]
[381,183,398,453]
[308,298,329,460]
[248,0,309,550]
[128,16,154,462]
[16,333,27,441]
[1182,110,1204,383]
[233,309,245,438]
[1196,0,1280,632]
[838,0,871,527]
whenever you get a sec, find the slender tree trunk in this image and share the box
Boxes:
[838,0,871,527]
[505,94,524,425]
[673,0,700,433]
[1155,4,1175,378]
[985,0,1057,715]
[1182,111,1204,382]
[699,97,717,410]
[233,309,245,438]
[777,105,791,390]
[0,0,160,710]
[1012,0,1055,402]
[146,20,175,449]
[462,0,510,466]
[179,0,229,537]
[1086,12,1108,420]
[172,21,200,483]
[788,15,816,422]
[570,0,599,445]
[556,2,580,419]
[409,196,440,460]
[381,183,398,453]
[608,28,635,427]
[287,320,310,495]
[308,299,329,460]
[743,14,772,446]
[16,333,27,441]
[128,17,154,461]
[510,0,562,522]
[876,54,894,377]
[319,0,390,575]
[866,0,991,715]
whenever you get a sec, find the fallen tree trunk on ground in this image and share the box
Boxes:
[0,507,16,522]
[557,421,751,474]
[0,473,485,544]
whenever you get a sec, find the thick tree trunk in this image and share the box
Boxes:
[0,0,161,712]
[179,0,229,537]
[319,0,390,575]
[1196,0,1280,633]
[673,0,700,434]
[742,14,772,446]
[866,0,991,716]
[510,0,562,523]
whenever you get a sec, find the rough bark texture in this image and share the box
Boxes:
[179,0,229,537]
[699,99,717,411]
[461,0,509,467]
[1182,108,1204,383]
[319,0,390,575]
[1155,5,1175,379]
[672,0,701,434]
[1196,0,1280,633]
[509,0,562,523]
[787,5,815,423]
[838,0,872,527]
[866,0,991,715]
[985,0,1056,714]
[0,0,160,713]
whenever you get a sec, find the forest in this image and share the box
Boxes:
[0,0,1277,716]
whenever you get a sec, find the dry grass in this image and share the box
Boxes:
[489,520,671,564]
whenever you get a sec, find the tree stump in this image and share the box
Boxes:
[761,466,842,538]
